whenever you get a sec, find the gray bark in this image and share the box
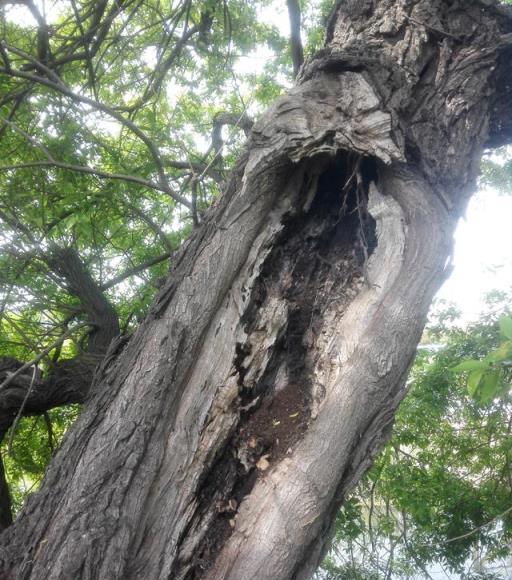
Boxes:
[1,0,511,579]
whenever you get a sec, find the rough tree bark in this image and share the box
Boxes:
[1,0,512,578]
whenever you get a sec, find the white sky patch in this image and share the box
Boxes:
[232,1,292,102]
[233,45,280,78]
[258,2,291,36]
[79,110,121,138]
[3,4,38,26]
[3,0,63,26]
[166,79,187,108]
[141,46,158,68]
[436,188,512,321]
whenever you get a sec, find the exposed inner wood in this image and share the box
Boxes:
[174,153,376,578]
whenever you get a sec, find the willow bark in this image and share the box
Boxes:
[1,1,511,579]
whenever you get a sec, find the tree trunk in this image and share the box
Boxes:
[1,1,511,578]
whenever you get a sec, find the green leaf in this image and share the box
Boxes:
[451,359,487,372]
[477,371,499,404]
[488,340,512,362]
[467,369,485,396]
[499,315,512,340]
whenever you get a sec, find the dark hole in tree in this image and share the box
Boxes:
[178,152,378,579]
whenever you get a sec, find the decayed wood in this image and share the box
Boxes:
[0,1,511,579]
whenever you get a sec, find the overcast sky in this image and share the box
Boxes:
[436,187,512,322]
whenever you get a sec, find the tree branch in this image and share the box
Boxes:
[0,43,191,208]
[7,365,38,456]
[0,323,90,393]
[0,160,179,198]
[100,252,171,291]
[0,452,12,531]
[122,200,174,252]
[45,247,119,353]
[286,0,304,78]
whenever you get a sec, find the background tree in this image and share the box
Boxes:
[0,0,512,579]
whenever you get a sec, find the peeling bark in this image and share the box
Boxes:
[1,1,511,579]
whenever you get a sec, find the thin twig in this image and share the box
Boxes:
[197,102,253,183]
[353,160,371,287]
[100,252,171,290]
[0,42,11,72]
[419,505,512,547]
[0,160,174,196]
[0,322,90,392]
[69,0,98,99]
[123,199,174,251]
[5,43,63,86]
[0,114,56,161]
[7,365,37,456]
[43,411,54,453]
[191,177,199,227]
[0,44,190,207]
[172,101,254,223]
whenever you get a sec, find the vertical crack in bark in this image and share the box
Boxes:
[174,153,378,579]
